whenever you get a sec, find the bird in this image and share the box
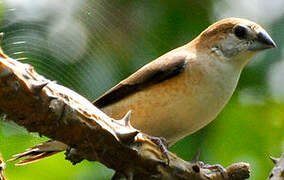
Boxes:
[10,17,276,165]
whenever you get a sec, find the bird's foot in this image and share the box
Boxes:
[202,164,228,179]
[148,136,170,165]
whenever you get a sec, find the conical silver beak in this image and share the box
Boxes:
[248,30,276,51]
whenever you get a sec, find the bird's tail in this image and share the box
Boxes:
[9,140,68,165]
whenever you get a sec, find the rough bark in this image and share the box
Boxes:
[267,153,284,180]
[0,34,250,180]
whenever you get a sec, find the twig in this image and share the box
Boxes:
[0,153,6,180]
[267,153,284,180]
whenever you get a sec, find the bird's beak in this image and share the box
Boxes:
[248,30,276,51]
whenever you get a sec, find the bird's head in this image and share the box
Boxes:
[193,18,276,67]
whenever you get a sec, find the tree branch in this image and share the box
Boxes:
[0,153,6,180]
[268,153,284,180]
[0,34,250,179]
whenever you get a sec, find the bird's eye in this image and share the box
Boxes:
[233,25,248,39]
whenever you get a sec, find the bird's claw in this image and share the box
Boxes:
[202,164,228,179]
[148,136,170,165]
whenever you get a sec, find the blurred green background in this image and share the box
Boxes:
[0,0,283,179]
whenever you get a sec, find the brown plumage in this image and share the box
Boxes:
[94,52,187,108]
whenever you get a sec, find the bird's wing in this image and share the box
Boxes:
[93,52,189,108]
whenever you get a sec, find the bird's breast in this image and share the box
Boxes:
[102,59,241,145]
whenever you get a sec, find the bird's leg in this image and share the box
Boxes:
[202,163,228,179]
[147,136,170,165]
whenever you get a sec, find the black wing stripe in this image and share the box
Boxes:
[93,56,187,108]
